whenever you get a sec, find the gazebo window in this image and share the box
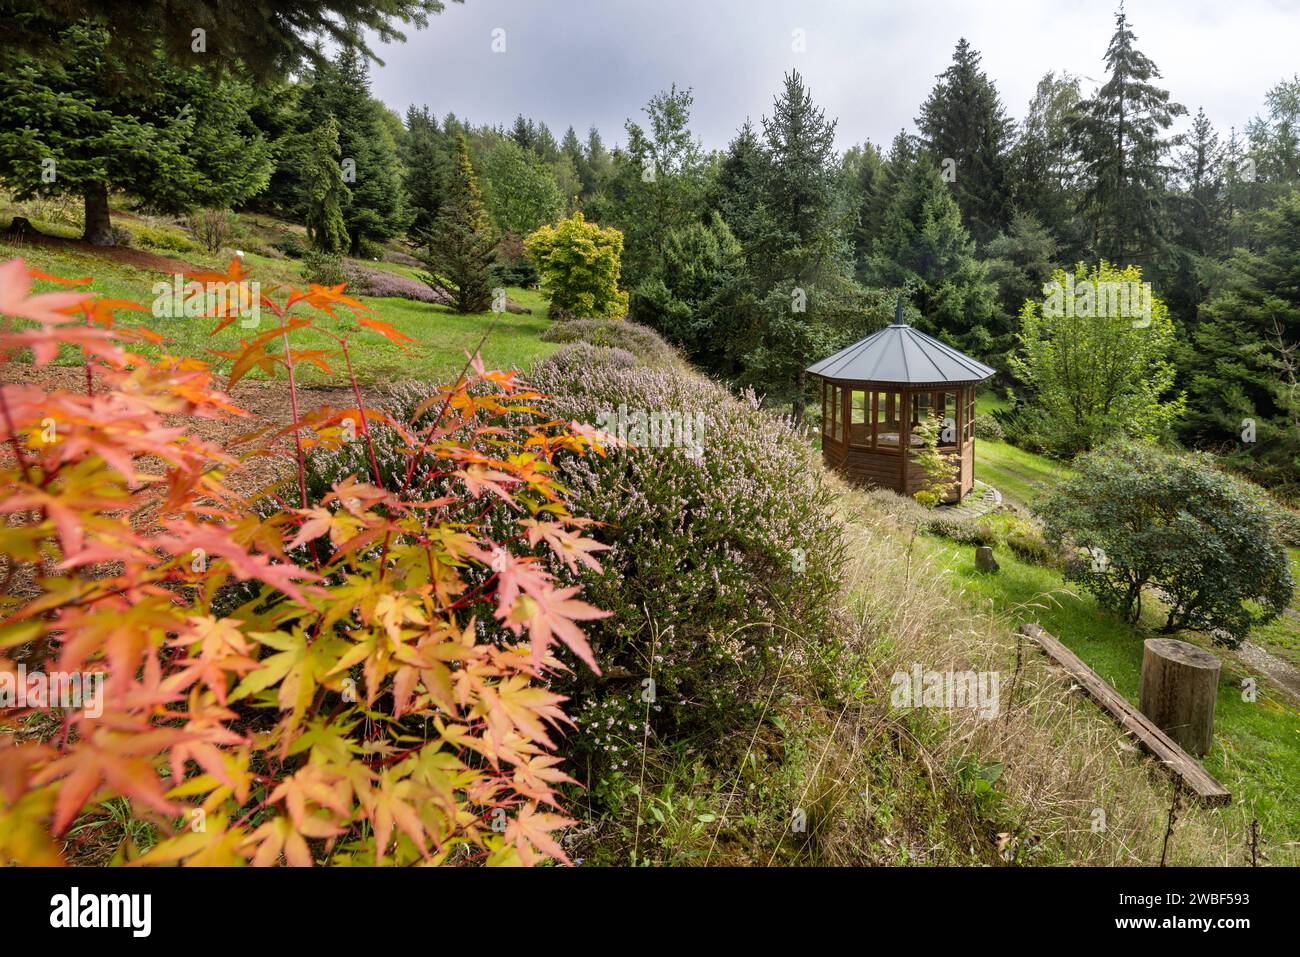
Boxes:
[821,381,829,439]
[876,391,900,448]
[940,391,959,448]
[910,392,933,430]
[850,390,866,424]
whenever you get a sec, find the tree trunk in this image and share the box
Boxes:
[792,370,806,424]
[83,182,114,246]
[1139,638,1220,757]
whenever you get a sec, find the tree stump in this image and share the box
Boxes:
[974,546,998,572]
[1139,639,1220,757]
[6,216,37,237]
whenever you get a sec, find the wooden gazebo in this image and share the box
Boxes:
[807,301,994,502]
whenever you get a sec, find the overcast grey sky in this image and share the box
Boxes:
[366,0,1300,152]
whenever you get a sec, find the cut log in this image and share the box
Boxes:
[1140,638,1220,758]
[1018,624,1229,805]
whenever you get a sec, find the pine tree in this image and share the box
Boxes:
[303,116,351,253]
[846,141,883,281]
[916,38,1014,242]
[741,71,861,421]
[417,134,496,313]
[0,22,272,245]
[1011,71,1084,258]
[402,104,449,243]
[1068,8,1186,269]
[2,0,449,85]
[1165,107,1229,320]
[1182,188,1300,493]
[581,126,612,201]
[301,47,409,255]
[984,211,1060,319]
[860,131,918,256]
[864,156,1000,358]
[753,70,841,285]
[713,120,769,249]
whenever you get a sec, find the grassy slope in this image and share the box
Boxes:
[954,389,1300,847]
[973,389,1073,507]
[916,532,1300,848]
[0,224,557,387]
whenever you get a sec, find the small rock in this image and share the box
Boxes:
[975,546,999,572]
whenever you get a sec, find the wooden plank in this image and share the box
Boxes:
[1017,623,1231,806]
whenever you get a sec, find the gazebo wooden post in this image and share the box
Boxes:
[898,386,909,494]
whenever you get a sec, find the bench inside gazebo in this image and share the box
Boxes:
[806,301,995,502]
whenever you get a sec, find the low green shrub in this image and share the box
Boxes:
[272,235,306,259]
[924,514,1000,546]
[1037,441,1293,643]
[131,223,203,253]
[1003,516,1055,565]
[972,413,1005,441]
[301,249,345,286]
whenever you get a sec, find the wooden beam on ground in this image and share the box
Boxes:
[1017,623,1231,806]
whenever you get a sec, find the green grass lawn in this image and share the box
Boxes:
[917,532,1300,849]
[1242,547,1300,669]
[973,389,1074,508]
[0,235,558,387]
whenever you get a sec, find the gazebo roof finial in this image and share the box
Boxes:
[893,293,906,326]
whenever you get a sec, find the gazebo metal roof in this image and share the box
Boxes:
[806,314,995,386]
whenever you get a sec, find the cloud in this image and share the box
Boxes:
[367,0,1298,150]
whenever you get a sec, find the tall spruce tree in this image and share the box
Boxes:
[1011,71,1084,258]
[1068,8,1185,269]
[580,126,612,202]
[0,22,272,245]
[301,47,409,255]
[1183,188,1300,493]
[417,133,495,313]
[713,120,769,250]
[845,141,883,282]
[1165,107,1229,321]
[402,104,449,243]
[864,155,1000,358]
[303,116,351,253]
[916,38,1014,242]
[753,70,841,282]
[740,71,864,421]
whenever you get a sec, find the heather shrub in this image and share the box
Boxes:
[343,263,446,303]
[924,514,999,546]
[527,358,844,757]
[541,317,676,367]
[537,342,638,378]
